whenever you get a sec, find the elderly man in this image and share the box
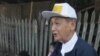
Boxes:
[42,3,97,56]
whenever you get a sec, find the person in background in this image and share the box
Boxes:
[48,42,58,56]
[42,2,98,56]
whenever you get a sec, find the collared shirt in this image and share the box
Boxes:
[61,32,78,56]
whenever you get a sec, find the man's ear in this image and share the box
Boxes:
[70,20,76,31]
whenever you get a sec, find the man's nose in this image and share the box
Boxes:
[51,25,56,32]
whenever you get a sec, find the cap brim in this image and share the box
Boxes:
[42,11,64,19]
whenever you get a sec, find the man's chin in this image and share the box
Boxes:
[54,37,60,42]
[54,38,62,43]
[54,39,58,42]
[54,37,58,41]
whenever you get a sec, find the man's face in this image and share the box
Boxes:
[51,16,75,42]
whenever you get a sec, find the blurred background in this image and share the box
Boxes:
[0,0,99,56]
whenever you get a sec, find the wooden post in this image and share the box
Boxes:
[30,2,33,20]
[88,11,95,45]
[82,11,88,40]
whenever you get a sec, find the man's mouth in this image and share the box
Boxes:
[53,33,57,37]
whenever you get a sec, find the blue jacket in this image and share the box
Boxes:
[50,37,98,56]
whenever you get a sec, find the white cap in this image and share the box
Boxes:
[42,3,77,19]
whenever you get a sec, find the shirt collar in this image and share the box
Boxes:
[61,32,78,56]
